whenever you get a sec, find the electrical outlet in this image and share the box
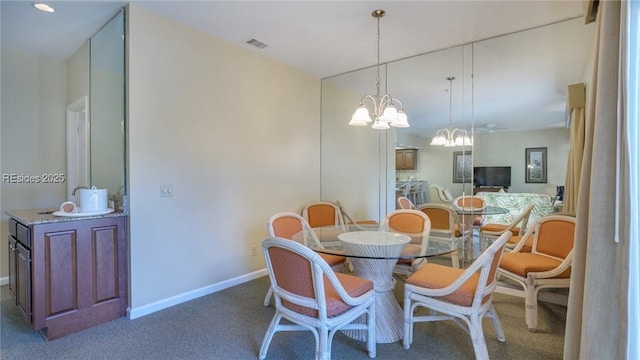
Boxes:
[160,185,173,197]
[251,246,257,257]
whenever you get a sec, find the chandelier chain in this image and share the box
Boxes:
[448,77,453,126]
[349,9,409,129]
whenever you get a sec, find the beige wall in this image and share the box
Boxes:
[126,5,321,314]
[473,128,569,195]
[320,79,393,221]
[0,49,68,279]
[67,42,89,103]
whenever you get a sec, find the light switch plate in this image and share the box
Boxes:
[160,185,173,197]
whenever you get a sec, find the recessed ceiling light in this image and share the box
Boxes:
[33,3,55,13]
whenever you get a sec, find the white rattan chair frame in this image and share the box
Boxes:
[260,238,376,360]
[418,203,470,268]
[263,212,346,306]
[302,201,346,231]
[403,231,512,360]
[453,195,487,212]
[397,196,415,210]
[379,210,431,276]
[335,200,378,232]
[479,203,535,251]
[496,215,576,332]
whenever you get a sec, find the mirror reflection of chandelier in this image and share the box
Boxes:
[349,9,409,130]
[430,76,473,146]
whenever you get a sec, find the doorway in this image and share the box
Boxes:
[66,96,89,203]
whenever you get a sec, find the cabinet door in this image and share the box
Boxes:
[403,150,416,169]
[396,149,417,170]
[31,216,127,339]
[8,236,17,302]
[15,241,32,322]
[395,151,405,170]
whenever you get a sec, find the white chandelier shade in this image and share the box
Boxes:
[430,76,473,146]
[349,9,409,130]
[349,95,409,129]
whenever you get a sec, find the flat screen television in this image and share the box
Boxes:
[473,166,511,188]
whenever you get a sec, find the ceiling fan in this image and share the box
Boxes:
[475,123,508,134]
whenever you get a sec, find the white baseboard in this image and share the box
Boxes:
[127,268,268,320]
[0,276,8,286]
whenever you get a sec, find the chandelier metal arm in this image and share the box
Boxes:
[431,76,473,146]
[349,9,409,130]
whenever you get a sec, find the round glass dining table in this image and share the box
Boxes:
[454,205,509,216]
[298,226,455,344]
[453,205,509,262]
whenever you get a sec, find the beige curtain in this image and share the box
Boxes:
[564,1,630,359]
[564,106,585,214]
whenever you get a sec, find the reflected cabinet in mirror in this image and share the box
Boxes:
[321,17,594,219]
[90,9,126,196]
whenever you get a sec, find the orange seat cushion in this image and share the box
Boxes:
[351,220,379,225]
[284,272,373,317]
[397,244,421,264]
[270,247,369,318]
[318,252,347,267]
[405,263,480,306]
[506,235,532,252]
[500,253,571,278]
[481,223,521,235]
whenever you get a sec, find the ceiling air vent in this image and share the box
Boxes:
[245,38,269,49]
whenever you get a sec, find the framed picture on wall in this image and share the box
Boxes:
[525,147,547,183]
[453,150,472,183]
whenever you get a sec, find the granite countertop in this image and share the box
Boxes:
[5,208,128,226]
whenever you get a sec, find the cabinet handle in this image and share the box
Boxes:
[9,245,17,251]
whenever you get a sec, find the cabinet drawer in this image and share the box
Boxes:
[8,218,17,237]
[16,222,31,248]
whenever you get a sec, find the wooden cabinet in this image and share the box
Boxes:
[6,214,128,340]
[8,218,32,322]
[396,149,417,170]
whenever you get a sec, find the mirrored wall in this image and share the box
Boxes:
[90,9,126,196]
[321,17,594,221]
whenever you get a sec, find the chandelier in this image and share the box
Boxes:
[349,9,409,130]
[430,77,473,146]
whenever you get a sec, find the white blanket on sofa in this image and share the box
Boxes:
[476,191,556,225]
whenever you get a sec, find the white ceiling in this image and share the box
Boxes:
[1,0,585,78]
[1,0,593,137]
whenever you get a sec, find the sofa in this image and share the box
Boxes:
[428,184,454,205]
[475,191,556,226]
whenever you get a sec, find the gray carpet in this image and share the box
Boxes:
[1,267,565,360]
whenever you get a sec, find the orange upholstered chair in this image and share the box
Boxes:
[479,204,535,251]
[260,238,376,360]
[380,209,431,276]
[302,201,346,230]
[403,231,512,360]
[335,200,379,231]
[263,212,347,306]
[418,203,470,268]
[497,215,576,331]
[397,196,415,210]
[453,195,486,228]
